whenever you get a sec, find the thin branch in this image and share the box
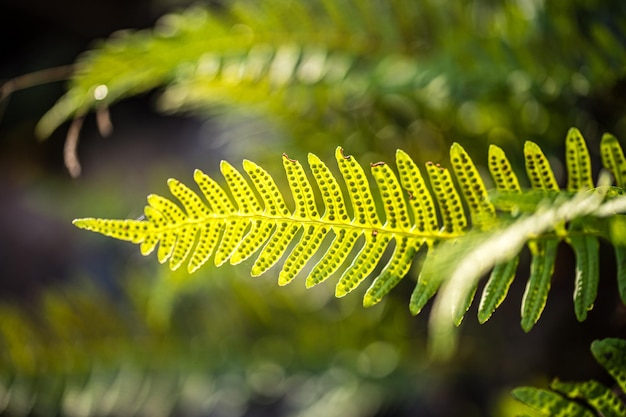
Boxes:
[0,65,75,127]
[64,117,84,178]
[0,65,75,103]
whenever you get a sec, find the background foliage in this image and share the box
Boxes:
[1,0,626,416]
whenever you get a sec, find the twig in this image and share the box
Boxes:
[0,65,75,126]
[0,65,75,103]
[64,116,84,178]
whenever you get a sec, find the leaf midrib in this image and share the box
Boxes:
[153,211,461,241]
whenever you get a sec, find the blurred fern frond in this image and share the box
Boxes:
[36,1,626,157]
[36,0,434,140]
[0,270,415,417]
[74,128,626,354]
[512,338,626,417]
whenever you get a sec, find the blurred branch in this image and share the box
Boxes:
[0,64,75,126]
[0,65,74,103]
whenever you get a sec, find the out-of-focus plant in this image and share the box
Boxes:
[0,267,422,417]
[25,0,626,175]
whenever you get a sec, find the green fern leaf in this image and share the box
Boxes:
[448,142,495,323]
[600,134,626,305]
[425,161,467,234]
[409,249,443,316]
[36,1,433,146]
[567,231,600,322]
[477,144,522,323]
[305,153,355,288]
[477,259,519,324]
[512,387,596,417]
[520,239,559,332]
[520,140,562,332]
[394,148,442,313]
[74,130,626,345]
[567,221,600,321]
[487,144,522,193]
[409,156,483,316]
[363,160,423,307]
[431,184,625,358]
[395,149,439,235]
[602,133,626,188]
[563,128,600,321]
[591,338,626,394]
[273,154,324,284]
[364,237,421,307]
[551,379,626,417]
[36,1,626,154]
[450,142,495,229]
[514,338,626,417]
[524,141,559,191]
[566,127,594,191]
[241,154,316,278]
[76,145,461,310]
[334,148,391,297]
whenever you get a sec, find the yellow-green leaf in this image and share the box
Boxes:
[488,144,521,193]
[450,142,495,229]
[395,149,439,234]
[601,133,626,188]
[512,387,595,417]
[551,379,626,417]
[524,141,559,191]
[425,162,466,234]
[565,127,593,191]
[591,338,626,394]
[521,239,559,332]
[477,258,519,323]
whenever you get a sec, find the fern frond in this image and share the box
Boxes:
[36,1,626,171]
[0,269,416,417]
[75,146,462,308]
[513,338,626,417]
[74,129,626,351]
[36,0,427,140]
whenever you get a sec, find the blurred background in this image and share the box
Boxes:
[1,0,626,416]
